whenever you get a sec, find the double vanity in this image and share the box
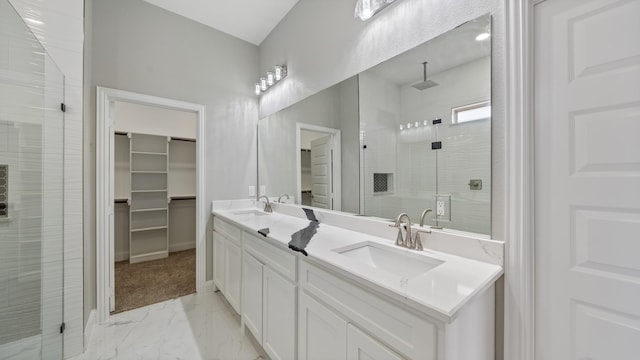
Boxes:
[212,199,503,360]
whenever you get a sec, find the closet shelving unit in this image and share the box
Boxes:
[128,133,170,263]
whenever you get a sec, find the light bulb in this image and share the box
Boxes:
[267,71,275,86]
[399,124,404,130]
[414,121,420,128]
[260,77,267,91]
[254,83,261,96]
[423,120,428,126]
[406,123,412,129]
[275,65,286,81]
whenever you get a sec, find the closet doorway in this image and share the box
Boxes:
[96,88,206,322]
[295,123,341,211]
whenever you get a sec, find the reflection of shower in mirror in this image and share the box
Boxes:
[412,62,439,91]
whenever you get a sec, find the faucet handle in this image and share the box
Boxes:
[413,229,431,251]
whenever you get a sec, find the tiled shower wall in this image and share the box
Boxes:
[360,57,491,234]
[0,1,65,356]
[8,0,85,356]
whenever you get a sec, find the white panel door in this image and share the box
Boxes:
[534,1,640,359]
[263,266,296,360]
[224,239,242,314]
[298,291,347,360]
[242,251,263,344]
[347,324,403,360]
[310,135,332,209]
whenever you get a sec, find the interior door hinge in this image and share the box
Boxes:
[60,103,66,112]
[59,322,65,334]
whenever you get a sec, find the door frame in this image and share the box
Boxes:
[96,86,207,323]
[295,123,341,211]
[503,0,540,359]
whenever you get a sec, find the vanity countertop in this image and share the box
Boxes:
[212,204,503,324]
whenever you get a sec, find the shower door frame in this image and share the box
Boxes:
[95,87,207,323]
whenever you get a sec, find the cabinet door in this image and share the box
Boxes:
[347,324,404,360]
[299,291,347,360]
[242,251,263,344]
[212,230,225,292]
[263,267,296,360]
[224,239,242,314]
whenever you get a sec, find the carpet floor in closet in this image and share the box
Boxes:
[112,249,196,314]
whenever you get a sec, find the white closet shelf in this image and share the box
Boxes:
[131,190,168,193]
[131,151,167,155]
[131,171,167,174]
[131,207,167,213]
[131,225,168,233]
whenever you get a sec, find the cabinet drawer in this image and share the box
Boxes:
[213,216,241,243]
[300,261,437,360]
[244,232,296,282]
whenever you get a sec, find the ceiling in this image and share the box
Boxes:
[365,15,491,87]
[143,0,300,45]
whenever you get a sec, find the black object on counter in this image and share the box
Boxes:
[258,228,270,237]
[288,208,320,256]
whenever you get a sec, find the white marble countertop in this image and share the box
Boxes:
[212,202,503,324]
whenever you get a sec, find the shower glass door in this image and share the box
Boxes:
[0,0,65,358]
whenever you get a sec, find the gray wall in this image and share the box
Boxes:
[84,0,259,322]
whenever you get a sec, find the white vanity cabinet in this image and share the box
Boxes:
[212,216,242,314]
[242,232,297,360]
[347,324,404,360]
[298,260,495,360]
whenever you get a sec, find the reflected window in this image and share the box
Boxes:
[452,101,491,124]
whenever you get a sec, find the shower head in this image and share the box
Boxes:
[412,61,439,90]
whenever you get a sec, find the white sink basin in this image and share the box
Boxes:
[334,242,444,278]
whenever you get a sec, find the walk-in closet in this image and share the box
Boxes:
[112,101,197,313]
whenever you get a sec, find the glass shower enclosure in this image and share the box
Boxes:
[0,0,65,358]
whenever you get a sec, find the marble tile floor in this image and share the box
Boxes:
[72,291,265,360]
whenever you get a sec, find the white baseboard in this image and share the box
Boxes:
[169,241,196,253]
[115,243,194,263]
[84,309,96,350]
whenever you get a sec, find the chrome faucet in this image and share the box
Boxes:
[391,213,412,248]
[390,212,428,251]
[277,193,290,203]
[419,208,432,227]
[257,195,272,213]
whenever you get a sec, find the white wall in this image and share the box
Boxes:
[87,0,259,324]
[113,101,197,139]
[8,0,85,355]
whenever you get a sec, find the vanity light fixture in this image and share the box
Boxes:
[475,32,490,41]
[355,0,401,21]
[275,65,285,81]
[255,65,287,96]
[266,71,275,86]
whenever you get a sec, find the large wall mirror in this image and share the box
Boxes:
[258,14,492,236]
